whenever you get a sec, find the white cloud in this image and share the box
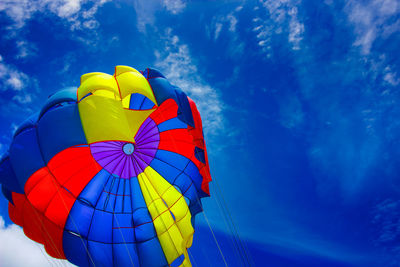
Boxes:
[0,0,109,55]
[154,28,224,136]
[163,0,186,14]
[254,0,304,55]
[133,0,187,32]
[383,66,400,86]
[208,6,244,61]
[0,59,29,92]
[0,0,108,31]
[0,55,36,105]
[345,0,400,54]
[0,216,75,267]
[12,94,32,104]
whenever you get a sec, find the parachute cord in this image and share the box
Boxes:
[133,157,182,266]
[111,178,135,267]
[46,167,97,267]
[31,128,87,266]
[209,189,244,264]
[32,238,64,267]
[200,206,228,267]
[153,105,228,266]
[22,198,65,267]
[212,178,253,267]
[108,160,135,267]
[187,249,197,267]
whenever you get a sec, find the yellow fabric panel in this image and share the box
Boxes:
[157,226,184,262]
[121,94,131,109]
[123,108,155,139]
[137,166,193,266]
[114,65,141,76]
[78,96,134,143]
[115,70,157,105]
[78,72,120,101]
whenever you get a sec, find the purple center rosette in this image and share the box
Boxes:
[89,118,160,178]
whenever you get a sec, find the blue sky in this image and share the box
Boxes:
[0,0,400,266]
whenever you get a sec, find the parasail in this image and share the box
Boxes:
[0,66,212,267]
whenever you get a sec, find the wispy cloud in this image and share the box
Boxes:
[0,56,27,91]
[162,0,186,14]
[154,28,224,137]
[0,0,109,31]
[345,0,400,55]
[0,216,74,267]
[253,0,304,56]
[371,199,400,265]
[0,0,109,55]
[133,0,187,32]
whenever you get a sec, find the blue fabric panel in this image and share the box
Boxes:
[124,181,132,213]
[79,169,111,207]
[113,226,135,244]
[88,210,112,243]
[137,237,168,267]
[150,158,181,184]
[171,254,185,267]
[155,150,189,171]
[113,213,134,243]
[95,191,109,210]
[0,155,23,193]
[158,117,188,132]
[104,177,118,212]
[115,195,124,213]
[13,112,39,138]
[189,199,203,217]
[65,200,95,238]
[174,172,193,193]
[9,128,45,189]
[130,178,147,211]
[104,193,116,212]
[140,69,149,78]
[37,104,87,163]
[124,195,132,213]
[183,161,203,191]
[133,208,156,242]
[113,243,140,267]
[117,179,125,195]
[194,147,206,164]
[130,93,146,110]
[146,68,165,79]
[88,241,113,267]
[1,185,13,204]
[147,77,177,106]
[141,97,155,109]
[110,177,120,194]
[40,87,77,119]
[63,230,90,267]
[175,90,195,127]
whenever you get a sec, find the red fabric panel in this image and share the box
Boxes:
[45,188,76,228]
[22,201,45,244]
[26,171,58,213]
[188,97,212,195]
[43,216,65,259]
[7,146,102,260]
[62,159,101,197]
[8,193,24,226]
[150,99,178,125]
[24,168,48,195]
[48,146,96,185]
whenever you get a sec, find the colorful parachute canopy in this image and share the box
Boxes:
[0,66,211,267]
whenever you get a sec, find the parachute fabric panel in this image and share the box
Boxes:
[0,65,212,267]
